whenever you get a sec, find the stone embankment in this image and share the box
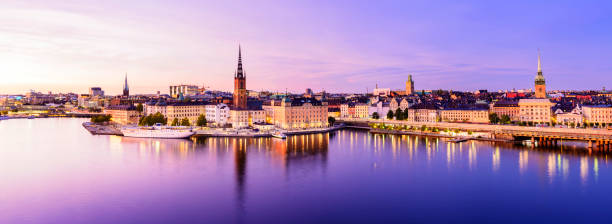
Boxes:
[82,122,123,136]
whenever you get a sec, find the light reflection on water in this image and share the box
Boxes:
[1,118,611,223]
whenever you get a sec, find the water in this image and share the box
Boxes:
[1,118,611,223]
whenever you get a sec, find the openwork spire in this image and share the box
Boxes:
[235,45,245,78]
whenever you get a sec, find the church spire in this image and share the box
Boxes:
[123,73,129,96]
[235,45,245,78]
[537,49,542,73]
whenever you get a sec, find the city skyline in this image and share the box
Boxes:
[2,0,612,95]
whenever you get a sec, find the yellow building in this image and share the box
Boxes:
[144,100,208,124]
[263,98,328,130]
[582,105,612,125]
[104,105,141,125]
[518,99,555,123]
[490,100,520,121]
[229,109,265,128]
[440,109,488,123]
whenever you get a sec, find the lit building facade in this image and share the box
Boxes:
[440,109,488,123]
[490,100,520,121]
[263,98,328,129]
[144,100,208,124]
[104,105,140,125]
[518,99,554,123]
[405,74,414,95]
[582,105,612,125]
[205,103,230,127]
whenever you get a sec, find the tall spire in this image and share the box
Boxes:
[537,49,542,73]
[123,73,129,96]
[235,45,245,78]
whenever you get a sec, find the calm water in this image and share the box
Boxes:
[1,118,611,223]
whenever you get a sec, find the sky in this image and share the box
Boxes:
[1,0,611,95]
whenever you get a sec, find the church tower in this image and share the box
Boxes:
[534,51,546,98]
[406,74,414,95]
[233,46,248,109]
[123,73,129,97]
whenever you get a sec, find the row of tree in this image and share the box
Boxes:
[139,113,208,127]
[488,113,511,124]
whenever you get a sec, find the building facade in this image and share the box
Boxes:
[205,103,230,126]
[490,100,520,121]
[104,105,140,125]
[440,109,488,123]
[263,98,328,130]
[144,100,208,124]
[518,99,554,123]
[582,105,612,125]
[170,85,200,98]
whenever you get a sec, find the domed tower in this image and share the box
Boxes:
[534,51,546,98]
[233,45,247,109]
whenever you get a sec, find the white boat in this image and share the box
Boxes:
[121,123,195,139]
[271,132,287,139]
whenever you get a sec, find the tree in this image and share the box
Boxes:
[180,117,191,126]
[136,103,144,113]
[395,108,403,120]
[91,114,112,123]
[372,112,380,119]
[171,118,180,126]
[139,112,167,126]
[500,115,511,124]
[403,108,409,120]
[196,114,207,127]
[387,110,394,120]
[488,113,500,124]
[0,110,7,115]
[328,116,336,126]
[11,108,18,113]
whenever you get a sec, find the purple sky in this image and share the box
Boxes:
[1,0,611,95]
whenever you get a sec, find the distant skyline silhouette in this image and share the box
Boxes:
[1,0,611,94]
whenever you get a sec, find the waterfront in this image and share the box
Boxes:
[1,118,612,223]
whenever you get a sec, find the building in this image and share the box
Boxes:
[227,45,265,128]
[490,100,520,121]
[230,109,265,128]
[373,84,391,97]
[263,97,328,130]
[205,103,230,127]
[369,101,391,118]
[144,100,208,124]
[405,74,414,95]
[407,103,439,122]
[535,51,546,98]
[582,105,612,125]
[104,105,140,125]
[518,99,554,123]
[440,108,488,123]
[233,46,247,109]
[340,103,369,118]
[89,87,104,97]
[123,74,130,97]
[169,85,200,98]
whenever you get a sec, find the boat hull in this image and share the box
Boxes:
[121,129,195,139]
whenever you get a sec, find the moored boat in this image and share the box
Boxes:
[271,131,287,139]
[121,123,195,139]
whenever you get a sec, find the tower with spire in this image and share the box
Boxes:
[233,45,247,109]
[534,50,546,98]
[406,74,414,95]
[123,73,129,97]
